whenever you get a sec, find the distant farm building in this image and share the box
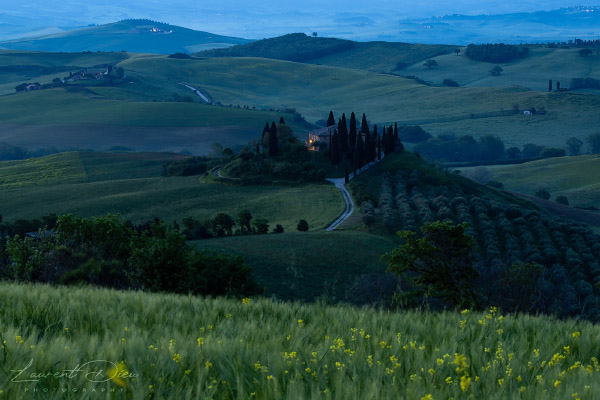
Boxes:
[307,126,336,151]
[70,68,109,81]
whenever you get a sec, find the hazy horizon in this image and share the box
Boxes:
[1,1,597,43]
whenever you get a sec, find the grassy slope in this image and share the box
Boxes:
[195,231,397,303]
[0,152,344,231]
[0,20,249,54]
[468,155,600,208]
[1,282,599,399]
[0,88,307,153]
[117,55,600,148]
[308,41,453,73]
[403,46,600,92]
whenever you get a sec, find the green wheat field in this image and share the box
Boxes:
[0,283,598,399]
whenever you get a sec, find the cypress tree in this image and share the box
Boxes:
[262,122,270,151]
[279,117,285,125]
[344,154,349,183]
[356,131,365,168]
[364,130,372,163]
[349,112,357,150]
[378,135,382,160]
[327,111,335,127]
[331,129,341,167]
[339,115,348,154]
[394,122,399,143]
[269,121,278,157]
[372,125,378,162]
[361,113,369,134]
[387,125,395,153]
[549,79,552,92]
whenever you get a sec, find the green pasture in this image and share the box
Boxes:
[195,231,397,302]
[467,155,600,208]
[0,152,344,231]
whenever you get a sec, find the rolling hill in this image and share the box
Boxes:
[1,48,600,153]
[0,19,250,54]
[467,155,600,210]
[197,33,454,72]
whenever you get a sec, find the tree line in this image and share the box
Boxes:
[0,214,262,297]
[464,44,530,63]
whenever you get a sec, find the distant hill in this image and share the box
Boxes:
[197,33,453,72]
[0,20,250,54]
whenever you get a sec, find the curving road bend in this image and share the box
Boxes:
[325,155,385,231]
[325,178,354,231]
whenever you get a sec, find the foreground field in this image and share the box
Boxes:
[0,152,343,231]
[0,283,598,399]
[469,155,600,209]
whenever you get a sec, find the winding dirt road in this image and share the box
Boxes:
[325,155,384,231]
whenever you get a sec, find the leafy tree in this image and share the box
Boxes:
[566,137,583,156]
[210,213,235,236]
[579,48,593,56]
[326,111,335,127]
[535,189,551,200]
[489,66,503,76]
[297,219,309,232]
[540,148,566,158]
[454,48,461,56]
[587,133,600,154]
[442,78,459,87]
[238,210,253,235]
[116,67,125,78]
[507,147,521,159]
[268,121,278,157]
[252,218,269,234]
[273,224,284,234]
[556,196,570,206]
[385,221,479,308]
[423,59,438,69]
[522,143,543,158]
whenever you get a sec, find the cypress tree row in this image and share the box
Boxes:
[269,121,278,157]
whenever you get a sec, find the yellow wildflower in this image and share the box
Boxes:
[572,331,581,338]
[554,380,561,388]
[460,376,471,392]
[107,361,129,388]
[242,298,251,304]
